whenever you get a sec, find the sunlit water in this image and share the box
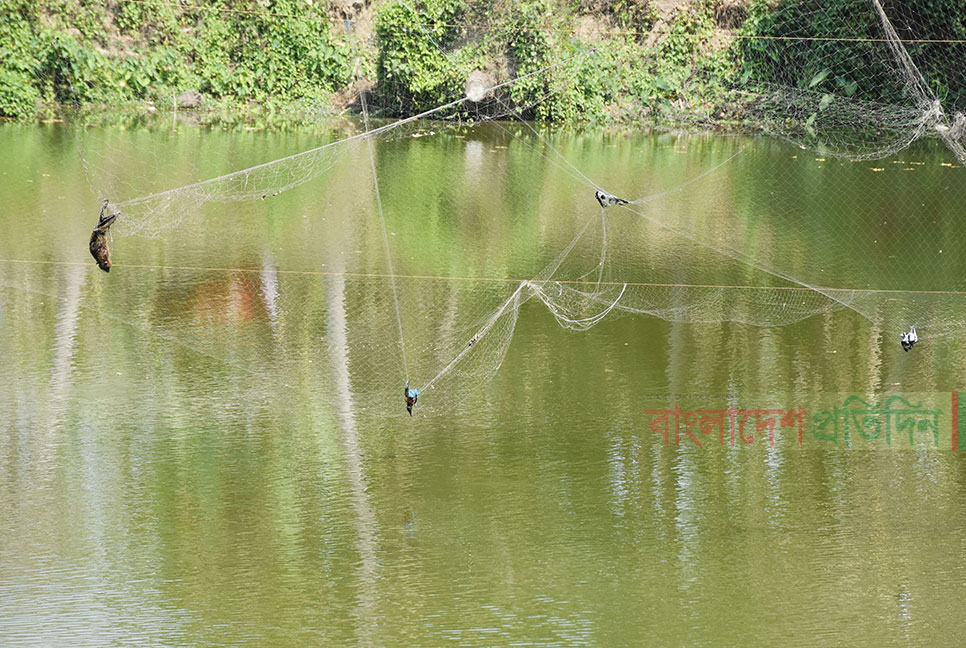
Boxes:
[2,119,966,646]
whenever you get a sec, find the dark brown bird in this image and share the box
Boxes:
[89,200,118,272]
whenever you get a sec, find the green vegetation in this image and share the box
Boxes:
[736,0,966,109]
[1,0,964,126]
[375,0,728,125]
[374,0,473,114]
[0,0,351,118]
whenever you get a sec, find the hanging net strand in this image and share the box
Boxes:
[41,0,966,416]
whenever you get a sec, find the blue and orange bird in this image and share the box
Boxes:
[405,380,419,416]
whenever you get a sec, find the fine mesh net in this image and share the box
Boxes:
[6,0,966,417]
[79,74,563,239]
[726,0,966,161]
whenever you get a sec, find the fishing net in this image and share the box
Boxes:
[725,0,966,161]
[4,0,966,418]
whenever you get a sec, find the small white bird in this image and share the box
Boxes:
[900,326,918,352]
[595,190,629,208]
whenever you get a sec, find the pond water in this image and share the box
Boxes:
[2,118,965,646]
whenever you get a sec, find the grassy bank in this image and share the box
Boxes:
[2,0,964,127]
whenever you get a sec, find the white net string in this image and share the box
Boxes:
[10,0,963,416]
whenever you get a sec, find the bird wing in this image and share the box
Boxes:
[97,212,118,230]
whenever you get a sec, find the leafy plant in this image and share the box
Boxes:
[375,0,469,114]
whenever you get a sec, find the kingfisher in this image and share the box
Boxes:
[595,190,629,208]
[89,199,118,272]
[900,326,918,352]
[405,380,419,416]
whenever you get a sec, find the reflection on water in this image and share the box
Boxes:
[325,269,379,645]
[1,122,966,645]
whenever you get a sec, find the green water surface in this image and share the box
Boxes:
[1,119,965,646]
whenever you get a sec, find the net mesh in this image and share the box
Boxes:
[5,0,966,417]
[726,0,966,161]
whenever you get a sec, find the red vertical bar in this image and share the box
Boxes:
[953,391,959,451]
